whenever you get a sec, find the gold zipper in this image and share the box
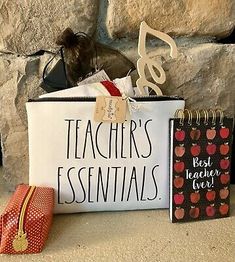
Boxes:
[12,186,36,252]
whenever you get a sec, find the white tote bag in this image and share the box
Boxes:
[26,96,185,213]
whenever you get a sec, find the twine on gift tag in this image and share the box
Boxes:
[93,80,142,123]
[121,93,142,115]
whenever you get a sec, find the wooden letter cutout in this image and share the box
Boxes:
[136,21,178,95]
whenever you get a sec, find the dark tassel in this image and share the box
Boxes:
[56,28,78,48]
[54,28,135,87]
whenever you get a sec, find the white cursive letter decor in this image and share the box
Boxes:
[136,21,178,96]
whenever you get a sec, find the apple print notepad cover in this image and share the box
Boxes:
[169,110,233,222]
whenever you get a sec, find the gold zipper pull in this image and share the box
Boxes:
[13,232,28,252]
[12,186,36,252]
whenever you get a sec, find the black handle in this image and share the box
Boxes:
[42,47,69,89]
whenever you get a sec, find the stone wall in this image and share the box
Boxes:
[0,0,234,189]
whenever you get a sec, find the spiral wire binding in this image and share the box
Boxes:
[194,110,201,125]
[201,109,209,125]
[184,109,193,125]
[175,109,225,126]
[174,109,184,125]
[216,109,224,125]
[209,109,216,126]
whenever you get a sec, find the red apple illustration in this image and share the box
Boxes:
[220,172,230,185]
[189,206,200,219]
[190,191,200,204]
[175,129,185,141]
[220,158,230,170]
[190,144,201,156]
[174,161,185,173]
[219,127,229,139]
[174,192,185,205]
[173,176,184,189]
[190,128,201,140]
[206,204,216,217]
[219,187,229,199]
[174,207,185,220]
[206,189,216,201]
[174,144,185,157]
[220,143,229,156]
[206,142,216,155]
[206,127,216,140]
[219,203,229,215]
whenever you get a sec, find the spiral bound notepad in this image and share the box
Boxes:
[169,109,233,222]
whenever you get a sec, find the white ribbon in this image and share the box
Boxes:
[121,93,142,115]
